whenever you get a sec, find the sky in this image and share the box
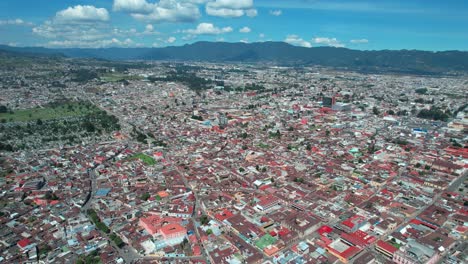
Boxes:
[0,0,467,50]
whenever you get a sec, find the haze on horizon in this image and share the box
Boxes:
[0,0,467,51]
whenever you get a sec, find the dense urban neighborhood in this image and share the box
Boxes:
[0,55,467,264]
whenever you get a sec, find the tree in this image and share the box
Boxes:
[0,105,7,113]
[200,215,209,225]
[140,192,150,201]
[372,107,380,115]
[206,229,213,235]
[36,119,43,126]
[415,88,428,94]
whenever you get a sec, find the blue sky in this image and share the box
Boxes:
[0,0,467,50]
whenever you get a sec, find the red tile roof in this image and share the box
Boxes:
[17,238,31,249]
[376,240,398,254]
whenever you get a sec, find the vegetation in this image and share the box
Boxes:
[76,250,102,264]
[140,192,151,201]
[415,88,428,94]
[293,177,304,183]
[71,69,98,83]
[0,101,121,151]
[0,105,8,113]
[149,73,212,90]
[191,115,203,121]
[200,215,209,225]
[417,107,450,121]
[0,101,100,123]
[87,209,110,234]
[128,153,156,166]
[109,233,125,248]
[372,106,380,115]
[269,130,281,139]
[100,72,143,83]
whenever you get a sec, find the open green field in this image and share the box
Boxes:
[0,102,100,122]
[128,153,156,166]
[255,234,277,250]
[100,73,144,82]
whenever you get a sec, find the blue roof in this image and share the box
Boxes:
[96,188,111,197]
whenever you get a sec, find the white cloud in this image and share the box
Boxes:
[269,10,282,16]
[284,35,312,48]
[259,33,265,38]
[113,0,153,13]
[350,39,369,44]
[183,23,232,35]
[239,26,251,33]
[145,24,154,32]
[45,38,136,48]
[55,5,110,23]
[33,21,110,40]
[0,18,34,26]
[114,0,200,23]
[240,38,248,43]
[166,36,176,43]
[208,0,254,9]
[206,0,257,18]
[206,7,244,17]
[313,37,345,47]
[245,9,258,17]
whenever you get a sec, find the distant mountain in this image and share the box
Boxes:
[1,42,468,75]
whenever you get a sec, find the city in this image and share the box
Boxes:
[1,0,468,264]
[0,59,467,263]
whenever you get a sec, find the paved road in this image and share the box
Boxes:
[173,162,212,263]
[79,145,142,263]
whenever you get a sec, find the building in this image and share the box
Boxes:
[159,223,187,241]
[338,215,367,233]
[322,96,336,107]
[375,240,398,259]
[255,195,281,211]
[332,102,352,111]
[393,240,440,264]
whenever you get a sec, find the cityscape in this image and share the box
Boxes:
[0,1,467,264]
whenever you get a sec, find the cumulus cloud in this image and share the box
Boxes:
[45,38,135,48]
[114,0,200,23]
[113,0,153,13]
[206,0,257,18]
[183,23,232,35]
[245,9,258,17]
[166,36,176,43]
[269,10,282,16]
[55,5,110,23]
[32,5,111,41]
[208,0,254,9]
[350,39,369,44]
[259,33,265,38]
[145,24,154,32]
[284,35,312,48]
[313,37,345,47]
[0,18,34,26]
[239,26,251,33]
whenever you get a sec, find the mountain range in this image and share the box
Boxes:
[1,41,468,75]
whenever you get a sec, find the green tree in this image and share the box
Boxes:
[200,215,209,225]
[0,105,8,113]
[140,192,150,201]
[372,107,380,115]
